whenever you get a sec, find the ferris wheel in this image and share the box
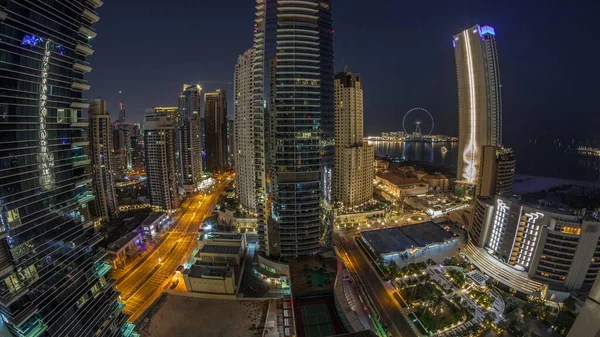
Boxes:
[402,107,435,136]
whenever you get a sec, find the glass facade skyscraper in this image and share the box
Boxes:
[177,84,203,194]
[254,0,334,259]
[0,1,129,336]
[454,25,502,189]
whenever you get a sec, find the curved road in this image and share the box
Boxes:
[113,175,232,321]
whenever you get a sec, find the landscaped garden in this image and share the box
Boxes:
[445,268,467,288]
[468,289,493,309]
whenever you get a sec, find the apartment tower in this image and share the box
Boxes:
[253,0,334,259]
[88,99,118,222]
[144,113,179,211]
[234,49,264,211]
[177,84,203,194]
[334,71,373,207]
[0,1,130,335]
[204,90,228,173]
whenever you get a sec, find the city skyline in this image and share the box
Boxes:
[86,0,599,138]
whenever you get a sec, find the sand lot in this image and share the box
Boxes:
[141,294,268,337]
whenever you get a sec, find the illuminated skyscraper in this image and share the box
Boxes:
[0,1,130,336]
[334,70,373,207]
[453,25,502,190]
[118,100,126,123]
[89,99,118,222]
[234,49,263,211]
[144,112,180,211]
[204,89,227,173]
[253,0,334,259]
[177,84,203,194]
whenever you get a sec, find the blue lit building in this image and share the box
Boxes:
[0,1,130,336]
[254,0,334,259]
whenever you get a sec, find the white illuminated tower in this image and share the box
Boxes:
[454,25,502,189]
[234,49,263,211]
[334,71,374,207]
[144,112,180,211]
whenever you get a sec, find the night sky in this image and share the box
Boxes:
[86,0,599,140]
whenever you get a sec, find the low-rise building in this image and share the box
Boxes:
[195,232,246,266]
[375,172,428,201]
[421,174,449,190]
[106,231,142,268]
[182,261,236,294]
[140,212,170,238]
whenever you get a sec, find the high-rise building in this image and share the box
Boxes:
[204,89,227,173]
[151,106,178,122]
[118,100,126,123]
[477,146,515,197]
[253,0,334,259]
[0,1,129,336]
[568,272,600,337]
[89,99,118,222]
[111,122,132,177]
[144,112,179,211]
[177,85,203,194]
[454,25,502,191]
[233,49,263,211]
[334,71,373,207]
[227,119,235,168]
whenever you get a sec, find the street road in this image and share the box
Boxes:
[335,231,417,337]
[114,175,232,321]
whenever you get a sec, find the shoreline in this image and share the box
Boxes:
[513,174,600,194]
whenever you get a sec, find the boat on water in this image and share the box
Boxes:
[441,146,448,154]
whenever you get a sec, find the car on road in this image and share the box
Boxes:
[169,279,179,289]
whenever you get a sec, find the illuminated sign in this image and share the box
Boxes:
[38,39,55,190]
[462,30,477,183]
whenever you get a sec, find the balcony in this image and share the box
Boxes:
[71,101,90,109]
[77,190,95,204]
[88,0,104,8]
[94,261,112,278]
[73,61,92,73]
[121,322,136,337]
[76,176,93,186]
[82,8,100,23]
[78,25,97,39]
[11,316,47,337]
[75,43,94,56]
[72,137,89,147]
[72,80,91,91]
[73,155,91,167]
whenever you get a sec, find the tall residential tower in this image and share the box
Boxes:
[453,25,502,192]
[253,0,334,259]
[204,89,227,173]
[144,112,180,211]
[234,49,264,211]
[334,71,373,207]
[0,1,129,336]
[177,84,203,194]
[89,99,118,222]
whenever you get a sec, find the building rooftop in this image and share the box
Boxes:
[199,245,241,255]
[376,171,422,186]
[107,231,140,252]
[290,254,339,296]
[185,263,233,279]
[204,232,243,241]
[140,212,166,227]
[361,222,455,255]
